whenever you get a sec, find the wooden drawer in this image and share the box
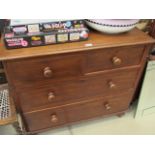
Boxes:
[84,45,145,74]
[65,91,133,123]
[5,52,84,87]
[18,68,139,112]
[23,107,67,132]
[24,91,133,132]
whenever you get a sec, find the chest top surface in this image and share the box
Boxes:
[0,28,154,61]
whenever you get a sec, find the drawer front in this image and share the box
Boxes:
[23,107,67,132]
[84,45,144,74]
[5,53,84,87]
[18,68,138,112]
[24,91,132,132]
[65,91,133,123]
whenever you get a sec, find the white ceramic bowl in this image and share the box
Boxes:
[85,19,139,34]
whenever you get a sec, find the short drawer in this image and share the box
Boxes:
[23,107,67,132]
[5,52,84,87]
[84,45,144,74]
[24,91,133,132]
[18,68,139,112]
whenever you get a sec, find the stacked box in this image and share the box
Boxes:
[3,20,89,49]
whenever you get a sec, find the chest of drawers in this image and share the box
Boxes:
[0,28,154,134]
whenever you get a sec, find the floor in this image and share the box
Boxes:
[0,105,155,135]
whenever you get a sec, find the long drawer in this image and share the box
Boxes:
[23,91,133,132]
[5,45,144,87]
[18,68,139,112]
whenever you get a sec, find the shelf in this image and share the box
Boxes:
[0,69,4,73]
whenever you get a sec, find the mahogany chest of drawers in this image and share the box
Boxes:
[0,28,154,134]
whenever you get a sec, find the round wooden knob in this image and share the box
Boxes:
[48,92,55,102]
[108,81,116,89]
[44,67,53,78]
[104,103,111,110]
[112,57,122,65]
[51,114,58,123]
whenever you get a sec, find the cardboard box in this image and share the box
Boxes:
[4,20,89,49]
